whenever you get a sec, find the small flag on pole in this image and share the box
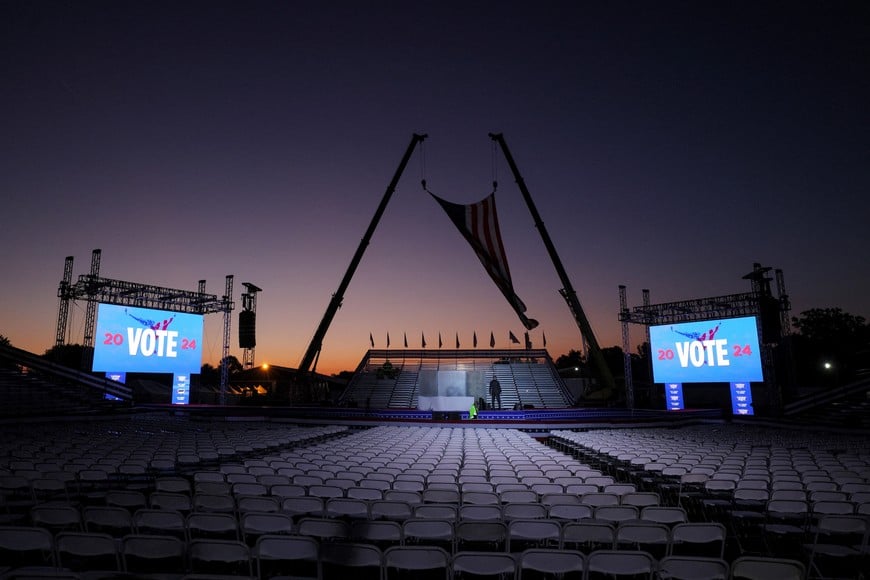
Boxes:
[455,332,460,349]
[473,331,478,348]
[369,333,374,348]
[387,332,391,348]
[438,332,443,349]
[543,332,547,348]
[509,331,520,345]
[422,332,427,349]
[490,332,495,348]
[404,332,408,348]
[524,332,531,350]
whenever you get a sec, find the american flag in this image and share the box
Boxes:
[431,192,538,330]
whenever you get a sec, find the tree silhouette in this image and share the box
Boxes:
[791,308,870,385]
[43,343,86,370]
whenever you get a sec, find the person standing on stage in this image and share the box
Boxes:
[489,377,502,410]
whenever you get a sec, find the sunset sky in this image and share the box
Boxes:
[2,2,868,376]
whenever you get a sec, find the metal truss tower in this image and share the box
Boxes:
[219,275,234,405]
[55,256,75,348]
[618,286,634,409]
[80,249,102,370]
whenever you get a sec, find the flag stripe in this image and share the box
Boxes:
[467,195,512,287]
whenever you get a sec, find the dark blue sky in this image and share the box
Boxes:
[2,1,868,374]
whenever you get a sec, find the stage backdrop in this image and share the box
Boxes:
[417,369,486,411]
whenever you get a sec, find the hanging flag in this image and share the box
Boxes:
[430,191,538,330]
[543,332,547,348]
[386,332,391,348]
[524,331,532,350]
[403,332,408,348]
[473,331,478,348]
[422,332,427,349]
[455,332,460,349]
[490,331,495,348]
[509,331,520,345]
[369,333,374,348]
[438,332,443,349]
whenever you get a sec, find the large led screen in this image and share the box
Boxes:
[92,304,204,374]
[649,316,763,384]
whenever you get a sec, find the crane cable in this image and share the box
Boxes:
[491,138,499,193]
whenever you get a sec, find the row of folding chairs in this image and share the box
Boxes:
[551,426,870,480]
[26,497,692,538]
[0,420,348,472]
[0,529,734,580]
[0,525,813,579]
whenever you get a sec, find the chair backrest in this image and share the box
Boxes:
[55,531,120,573]
[518,548,584,577]
[320,542,383,580]
[500,489,539,504]
[30,503,83,532]
[729,556,806,580]
[415,503,459,520]
[452,551,517,578]
[670,522,727,559]
[83,505,134,536]
[282,496,325,519]
[132,508,185,537]
[326,497,370,519]
[616,522,670,548]
[502,502,548,521]
[370,500,414,521]
[296,517,351,541]
[581,492,620,507]
[403,518,455,544]
[352,520,404,548]
[188,538,253,577]
[541,493,582,506]
[593,505,640,524]
[586,549,655,579]
[658,555,729,580]
[547,503,593,522]
[254,534,319,580]
[241,511,295,540]
[455,521,508,552]
[384,545,450,578]
[149,491,192,512]
[640,506,687,525]
[186,511,239,541]
[459,504,503,522]
[621,492,661,507]
[121,534,186,574]
[507,519,561,551]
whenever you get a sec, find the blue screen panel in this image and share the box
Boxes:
[665,382,684,411]
[730,381,754,416]
[173,373,191,405]
[649,316,764,384]
[92,304,203,374]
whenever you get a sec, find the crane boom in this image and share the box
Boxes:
[298,133,427,373]
[489,133,617,399]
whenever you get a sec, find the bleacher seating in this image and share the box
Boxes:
[341,349,573,410]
